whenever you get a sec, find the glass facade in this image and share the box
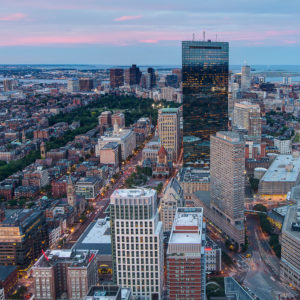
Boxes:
[182,41,229,166]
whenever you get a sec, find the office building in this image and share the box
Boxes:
[75,177,102,200]
[274,137,292,154]
[160,177,184,232]
[280,201,300,291]
[96,124,136,160]
[79,78,94,92]
[211,132,245,230]
[124,65,142,86]
[205,237,222,273]
[259,154,300,199]
[100,142,122,170]
[241,65,251,91]
[33,249,98,300]
[110,69,124,88]
[67,79,80,92]
[110,189,164,299]
[224,277,255,299]
[0,266,18,298]
[158,107,180,161]
[167,207,206,299]
[0,209,48,267]
[182,40,229,166]
[3,79,17,91]
[147,67,156,88]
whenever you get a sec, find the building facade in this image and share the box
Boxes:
[110,69,124,88]
[110,189,164,299]
[182,40,229,166]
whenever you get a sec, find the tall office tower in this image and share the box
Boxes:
[280,201,300,291]
[182,40,229,167]
[124,64,142,86]
[160,177,184,232]
[241,65,251,91]
[3,79,16,91]
[233,102,260,131]
[67,78,80,92]
[147,67,156,88]
[167,207,206,300]
[158,107,180,161]
[110,189,164,299]
[110,68,124,88]
[79,78,94,91]
[210,131,245,245]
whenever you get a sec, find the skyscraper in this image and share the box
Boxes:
[210,131,245,245]
[167,207,206,299]
[158,107,181,161]
[110,189,164,299]
[182,40,229,166]
[110,68,124,88]
[124,64,142,86]
[241,65,251,91]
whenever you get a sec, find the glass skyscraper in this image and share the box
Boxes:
[182,40,229,166]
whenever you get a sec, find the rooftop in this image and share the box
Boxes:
[282,203,300,241]
[179,167,210,183]
[111,188,155,198]
[0,265,17,282]
[261,154,300,183]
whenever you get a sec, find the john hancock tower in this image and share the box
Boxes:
[182,40,229,167]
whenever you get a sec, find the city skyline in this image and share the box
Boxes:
[1,0,300,64]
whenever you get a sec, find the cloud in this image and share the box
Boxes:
[113,15,142,22]
[0,13,27,21]
[140,39,158,44]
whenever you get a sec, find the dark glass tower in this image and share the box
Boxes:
[182,40,229,167]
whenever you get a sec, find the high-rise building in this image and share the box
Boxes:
[67,78,80,92]
[233,102,260,131]
[110,69,124,88]
[280,201,300,291]
[210,131,245,244]
[110,189,164,299]
[147,67,156,88]
[124,65,142,86]
[182,40,229,166]
[98,111,112,130]
[172,68,182,84]
[167,207,206,299]
[32,249,98,300]
[241,65,251,91]
[158,107,180,161]
[3,79,17,92]
[79,78,94,91]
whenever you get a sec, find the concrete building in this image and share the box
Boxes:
[75,177,102,200]
[110,189,164,299]
[167,207,206,299]
[158,107,180,161]
[112,112,125,129]
[178,168,210,200]
[0,209,48,267]
[67,79,80,92]
[124,65,142,86]
[259,154,300,199]
[79,78,94,92]
[233,102,261,132]
[99,111,112,130]
[205,237,222,273]
[274,138,292,154]
[99,142,122,170]
[32,249,98,300]
[96,124,136,161]
[241,65,251,91]
[160,177,184,232]
[280,201,300,291]
[84,285,132,300]
[3,79,17,91]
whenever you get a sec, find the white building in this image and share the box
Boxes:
[241,65,251,91]
[274,138,292,154]
[96,123,136,160]
[67,79,80,92]
[110,189,164,299]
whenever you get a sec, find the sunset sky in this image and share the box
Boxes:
[1,0,300,65]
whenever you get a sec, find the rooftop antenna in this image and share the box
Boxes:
[192,33,195,41]
[203,31,206,41]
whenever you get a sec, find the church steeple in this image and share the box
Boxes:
[67,176,76,208]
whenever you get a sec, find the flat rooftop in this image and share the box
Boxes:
[282,203,300,241]
[111,188,155,198]
[169,208,203,245]
[73,218,111,255]
[179,167,210,183]
[261,154,300,183]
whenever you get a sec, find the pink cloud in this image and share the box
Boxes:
[0,13,27,21]
[140,39,158,44]
[114,15,142,22]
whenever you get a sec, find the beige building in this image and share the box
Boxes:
[99,142,121,170]
[280,202,300,291]
[160,178,184,232]
[233,102,260,131]
[158,107,180,161]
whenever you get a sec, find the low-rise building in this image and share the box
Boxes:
[99,142,122,170]
[84,285,132,300]
[75,177,102,200]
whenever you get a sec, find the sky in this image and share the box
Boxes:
[1,0,300,65]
